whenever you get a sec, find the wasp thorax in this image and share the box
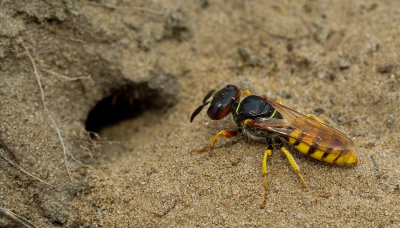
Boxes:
[232,95,276,123]
[207,85,240,120]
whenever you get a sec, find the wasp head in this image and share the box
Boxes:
[190,85,240,122]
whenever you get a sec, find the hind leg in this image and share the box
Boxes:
[280,147,309,190]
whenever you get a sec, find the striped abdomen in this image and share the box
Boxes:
[288,129,357,165]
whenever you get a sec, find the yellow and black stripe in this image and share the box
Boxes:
[288,129,357,165]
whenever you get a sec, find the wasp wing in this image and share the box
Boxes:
[249,97,354,155]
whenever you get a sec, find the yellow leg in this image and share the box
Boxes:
[277,100,283,105]
[262,149,272,191]
[306,114,324,123]
[260,148,272,209]
[280,147,309,190]
[193,130,238,153]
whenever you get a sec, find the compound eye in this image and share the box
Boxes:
[207,85,239,120]
[207,102,231,120]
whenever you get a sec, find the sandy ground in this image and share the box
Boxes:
[1,0,400,227]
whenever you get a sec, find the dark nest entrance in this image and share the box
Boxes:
[85,82,174,133]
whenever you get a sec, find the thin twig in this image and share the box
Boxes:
[0,206,39,228]
[0,148,54,189]
[338,117,362,125]
[87,2,164,16]
[42,68,92,81]
[152,198,177,217]
[66,37,86,43]
[370,155,383,179]
[131,6,164,16]
[18,38,72,178]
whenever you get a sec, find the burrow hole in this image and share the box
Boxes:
[85,82,174,134]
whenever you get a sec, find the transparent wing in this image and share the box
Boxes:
[248,97,354,154]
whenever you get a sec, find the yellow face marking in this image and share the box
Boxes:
[295,142,310,155]
[310,150,325,160]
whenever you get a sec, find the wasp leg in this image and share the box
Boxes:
[192,130,238,153]
[260,147,272,209]
[280,147,309,191]
[277,100,283,105]
[306,114,325,123]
